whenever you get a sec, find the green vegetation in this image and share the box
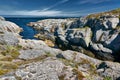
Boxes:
[0,44,21,75]
[1,45,20,59]
[103,76,112,80]
[86,8,120,19]
[59,54,97,79]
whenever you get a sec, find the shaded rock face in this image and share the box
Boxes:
[88,17,120,60]
[66,27,92,48]
[28,16,120,61]
[89,16,119,30]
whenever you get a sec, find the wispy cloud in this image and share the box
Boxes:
[0,10,61,16]
[79,0,110,4]
[42,0,69,11]
[0,9,80,17]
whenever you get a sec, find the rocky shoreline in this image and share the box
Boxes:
[28,11,120,61]
[0,8,120,80]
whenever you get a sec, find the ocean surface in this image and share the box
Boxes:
[5,17,68,39]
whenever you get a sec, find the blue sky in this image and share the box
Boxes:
[0,0,120,17]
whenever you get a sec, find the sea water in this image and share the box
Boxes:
[6,17,69,39]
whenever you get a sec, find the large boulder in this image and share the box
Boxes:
[0,19,22,45]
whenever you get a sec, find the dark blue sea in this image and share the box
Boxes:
[5,17,69,39]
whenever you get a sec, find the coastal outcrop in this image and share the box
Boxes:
[0,8,120,80]
[28,9,120,61]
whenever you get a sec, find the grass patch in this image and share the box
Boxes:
[86,8,120,19]
[72,68,85,80]
[1,45,21,59]
[0,44,21,75]
[0,61,18,75]
[0,69,9,75]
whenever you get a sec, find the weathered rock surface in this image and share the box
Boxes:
[0,9,120,80]
[1,48,120,80]
[0,19,22,45]
[0,20,22,33]
[15,58,63,80]
[0,32,20,45]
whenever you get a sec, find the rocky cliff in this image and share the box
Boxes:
[0,8,120,80]
[28,8,120,61]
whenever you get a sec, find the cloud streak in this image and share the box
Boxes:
[0,9,80,17]
[79,0,110,4]
[42,0,69,11]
